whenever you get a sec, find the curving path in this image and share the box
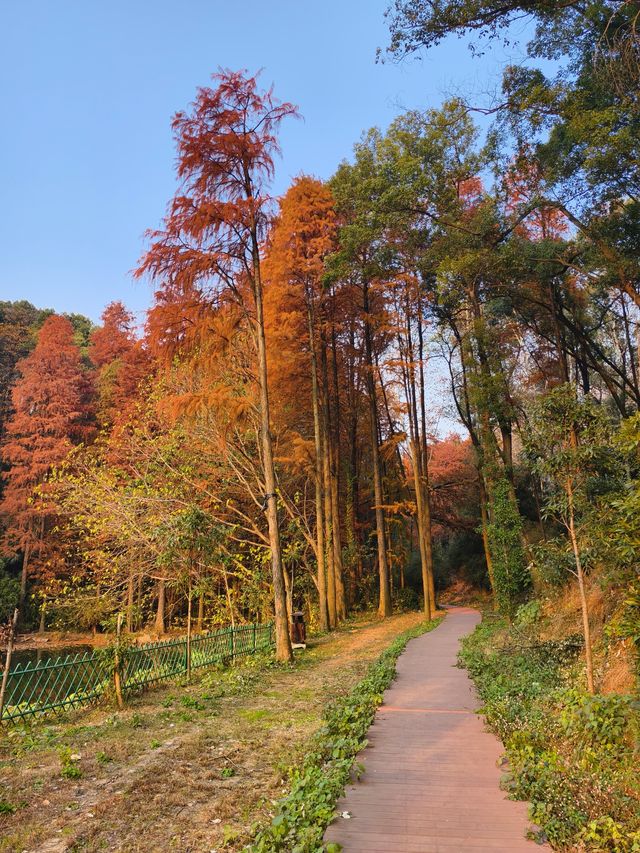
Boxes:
[324,607,550,852]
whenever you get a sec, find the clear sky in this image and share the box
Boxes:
[1,1,526,325]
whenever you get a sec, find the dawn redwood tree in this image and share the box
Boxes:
[89,301,136,368]
[0,315,92,616]
[136,69,297,661]
[263,176,342,630]
[89,301,139,426]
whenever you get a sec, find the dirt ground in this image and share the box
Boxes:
[0,611,425,853]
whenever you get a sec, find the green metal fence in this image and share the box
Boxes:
[0,622,274,725]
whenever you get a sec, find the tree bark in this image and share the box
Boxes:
[251,235,293,662]
[363,279,391,617]
[566,478,595,693]
[307,304,329,630]
[18,535,31,622]
[155,578,165,635]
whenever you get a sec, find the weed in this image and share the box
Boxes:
[221,767,235,778]
[179,695,204,710]
[129,713,144,729]
[59,746,82,780]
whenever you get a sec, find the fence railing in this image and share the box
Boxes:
[0,622,274,725]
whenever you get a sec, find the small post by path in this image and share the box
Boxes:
[0,608,19,721]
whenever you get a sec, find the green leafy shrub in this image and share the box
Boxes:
[0,568,20,622]
[460,615,640,851]
[393,587,421,612]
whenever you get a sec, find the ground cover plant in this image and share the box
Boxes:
[460,609,640,852]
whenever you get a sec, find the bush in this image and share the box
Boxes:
[0,569,20,622]
[460,614,640,851]
[393,587,421,612]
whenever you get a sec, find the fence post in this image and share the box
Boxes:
[252,623,256,652]
[113,613,124,710]
[0,608,19,721]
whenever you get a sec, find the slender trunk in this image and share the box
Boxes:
[323,438,337,628]
[330,441,346,620]
[330,325,347,620]
[320,337,337,628]
[251,235,293,663]
[416,315,436,614]
[478,475,496,603]
[38,601,46,634]
[307,303,329,630]
[411,439,432,618]
[197,593,204,633]
[126,571,134,633]
[566,478,595,693]
[18,536,31,621]
[155,578,165,635]
[283,565,293,628]
[114,613,124,710]
[363,280,391,617]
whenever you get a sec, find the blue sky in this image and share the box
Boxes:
[0,1,528,324]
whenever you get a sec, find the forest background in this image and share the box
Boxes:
[1,0,639,689]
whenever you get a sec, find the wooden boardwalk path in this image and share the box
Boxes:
[325,607,550,852]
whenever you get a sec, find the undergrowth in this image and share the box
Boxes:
[460,610,640,853]
[248,617,441,853]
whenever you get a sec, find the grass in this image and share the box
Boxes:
[460,608,640,852]
[0,609,429,852]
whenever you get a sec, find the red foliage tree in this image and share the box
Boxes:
[89,301,135,368]
[1,315,95,614]
[89,302,152,426]
[136,69,298,661]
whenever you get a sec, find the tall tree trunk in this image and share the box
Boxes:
[363,280,391,617]
[197,592,204,633]
[416,314,437,614]
[126,570,135,633]
[330,325,347,620]
[320,337,338,627]
[323,434,337,628]
[18,535,31,621]
[155,578,166,635]
[411,439,432,617]
[251,236,293,663]
[307,304,329,630]
[478,476,496,601]
[566,478,595,693]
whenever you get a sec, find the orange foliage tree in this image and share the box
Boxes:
[136,69,298,661]
[0,315,95,617]
[263,176,343,629]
